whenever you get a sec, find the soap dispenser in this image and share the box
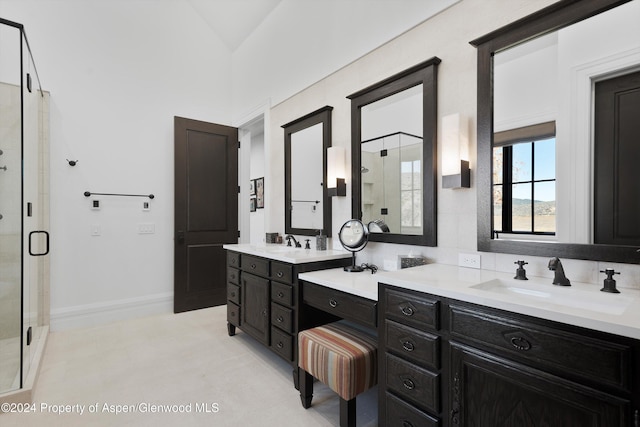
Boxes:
[315,230,327,251]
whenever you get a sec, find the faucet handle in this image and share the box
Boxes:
[600,269,621,293]
[514,260,528,280]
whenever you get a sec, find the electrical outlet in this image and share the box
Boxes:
[459,253,481,269]
[138,223,155,234]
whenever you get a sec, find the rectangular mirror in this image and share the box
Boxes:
[348,58,439,246]
[472,0,640,263]
[283,106,333,236]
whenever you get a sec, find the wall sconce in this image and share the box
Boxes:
[327,146,347,197]
[442,113,471,189]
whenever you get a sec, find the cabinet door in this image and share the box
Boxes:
[450,342,628,427]
[241,273,270,345]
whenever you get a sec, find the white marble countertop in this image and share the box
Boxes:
[299,264,640,340]
[223,243,351,264]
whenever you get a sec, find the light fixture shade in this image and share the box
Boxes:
[442,113,471,188]
[327,146,347,196]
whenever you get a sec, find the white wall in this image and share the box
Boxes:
[231,0,459,120]
[0,0,233,329]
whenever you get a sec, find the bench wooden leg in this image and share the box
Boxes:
[299,368,313,409]
[339,397,356,427]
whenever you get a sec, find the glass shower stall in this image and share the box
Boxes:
[0,17,49,398]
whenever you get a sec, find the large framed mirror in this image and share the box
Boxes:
[348,58,440,246]
[471,0,640,263]
[283,106,333,236]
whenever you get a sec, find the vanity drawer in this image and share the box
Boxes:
[271,282,294,307]
[385,320,440,370]
[303,282,377,328]
[227,267,240,285]
[271,303,293,333]
[385,392,440,427]
[227,302,240,326]
[383,287,440,332]
[227,283,241,305]
[449,304,632,391]
[271,326,293,361]
[227,251,240,268]
[242,255,269,276]
[270,261,293,284]
[385,353,440,414]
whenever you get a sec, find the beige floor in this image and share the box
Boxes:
[1,305,378,426]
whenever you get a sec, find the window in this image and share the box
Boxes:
[493,122,556,235]
[401,159,422,228]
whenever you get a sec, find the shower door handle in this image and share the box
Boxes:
[28,230,50,256]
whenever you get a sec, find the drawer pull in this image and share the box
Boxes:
[277,341,284,349]
[230,291,236,298]
[402,378,416,390]
[401,305,414,316]
[251,263,256,269]
[329,299,338,308]
[230,273,236,279]
[276,316,284,323]
[262,309,267,317]
[276,271,284,278]
[402,341,415,352]
[510,336,532,351]
[277,291,285,298]
[402,421,414,427]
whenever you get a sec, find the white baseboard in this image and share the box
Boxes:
[50,292,173,331]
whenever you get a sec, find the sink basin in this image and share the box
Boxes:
[470,278,631,315]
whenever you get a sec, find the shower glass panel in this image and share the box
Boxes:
[0,21,23,394]
[0,18,49,396]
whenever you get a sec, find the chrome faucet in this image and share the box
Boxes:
[285,234,301,248]
[548,257,571,286]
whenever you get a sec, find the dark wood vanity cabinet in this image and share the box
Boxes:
[226,250,350,369]
[379,286,442,426]
[379,283,640,427]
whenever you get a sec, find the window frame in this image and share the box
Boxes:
[493,121,556,237]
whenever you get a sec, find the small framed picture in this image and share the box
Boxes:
[249,179,256,196]
[256,177,264,209]
[250,197,256,212]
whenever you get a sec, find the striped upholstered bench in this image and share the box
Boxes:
[298,321,377,427]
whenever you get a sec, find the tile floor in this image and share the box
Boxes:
[1,306,378,426]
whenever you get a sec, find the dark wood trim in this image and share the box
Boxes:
[349,58,440,246]
[283,106,333,237]
[473,0,640,263]
[347,57,442,100]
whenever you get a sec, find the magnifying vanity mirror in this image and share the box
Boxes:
[283,106,333,236]
[338,219,369,272]
[472,0,640,263]
[348,58,440,246]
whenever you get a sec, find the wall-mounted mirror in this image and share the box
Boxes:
[472,0,640,263]
[348,58,440,246]
[283,106,333,236]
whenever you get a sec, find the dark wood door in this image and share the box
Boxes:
[450,342,627,427]
[594,70,640,246]
[174,117,238,313]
